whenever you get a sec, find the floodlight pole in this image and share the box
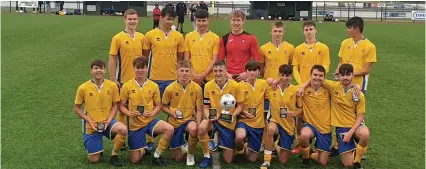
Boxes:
[10,1,11,12]
[315,2,318,21]
[380,7,383,22]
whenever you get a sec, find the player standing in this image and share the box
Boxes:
[291,21,330,154]
[260,64,302,169]
[234,60,273,163]
[218,10,261,82]
[108,9,145,166]
[142,7,185,97]
[184,9,219,88]
[198,60,239,167]
[119,57,174,166]
[161,60,203,166]
[74,60,127,165]
[175,1,187,33]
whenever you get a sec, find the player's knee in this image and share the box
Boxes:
[131,157,141,164]
[343,162,353,168]
[235,134,245,142]
[165,125,174,136]
[188,126,198,136]
[198,124,207,135]
[278,156,288,164]
[247,155,257,162]
[318,158,328,166]
[266,125,276,136]
[116,123,128,136]
[300,131,311,142]
[173,154,184,161]
[88,155,100,163]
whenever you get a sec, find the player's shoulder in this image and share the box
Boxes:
[104,79,119,88]
[191,81,202,91]
[295,43,306,50]
[208,31,220,39]
[78,80,92,89]
[146,28,160,36]
[228,79,239,86]
[317,41,329,48]
[172,30,184,38]
[205,79,215,88]
[112,31,125,38]
[146,79,159,88]
[135,32,145,37]
[364,38,376,48]
[283,41,295,48]
[121,79,134,88]
[341,38,352,45]
[260,41,271,50]
[185,31,196,38]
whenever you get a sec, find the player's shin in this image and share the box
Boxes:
[354,144,368,163]
[199,133,210,158]
[112,134,126,155]
[301,146,311,159]
[188,134,199,155]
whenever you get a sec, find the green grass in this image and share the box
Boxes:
[1,13,425,169]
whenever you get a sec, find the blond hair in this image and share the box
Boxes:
[230,10,245,20]
[124,9,138,19]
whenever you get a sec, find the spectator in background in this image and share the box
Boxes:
[176,1,187,33]
[189,2,199,30]
[199,1,208,11]
[153,4,161,29]
[165,2,175,11]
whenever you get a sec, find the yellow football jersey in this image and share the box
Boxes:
[162,81,203,128]
[109,31,144,84]
[120,79,161,131]
[184,31,220,81]
[323,80,366,128]
[259,41,294,80]
[269,84,301,136]
[75,80,120,134]
[235,79,273,129]
[292,41,330,84]
[301,86,331,134]
[338,38,377,90]
[143,29,185,81]
[204,79,239,130]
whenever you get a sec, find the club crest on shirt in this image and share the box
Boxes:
[318,51,322,55]
[107,90,111,95]
[212,91,216,95]
[90,92,94,96]
[156,37,160,41]
[190,92,194,96]
[302,52,306,56]
[242,40,246,43]
[132,89,136,93]
[362,49,365,53]
[347,46,351,49]
[192,39,196,43]
[175,93,179,96]
[244,91,249,95]
[208,40,212,44]
[125,41,129,45]
[228,39,233,43]
[284,50,288,54]
[268,51,272,54]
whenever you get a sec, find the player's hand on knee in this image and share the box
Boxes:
[88,120,97,130]
[343,131,354,143]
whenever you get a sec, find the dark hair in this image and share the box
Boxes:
[213,60,226,67]
[338,64,354,75]
[124,9,138,19]
[91,59,106,69]
[245,60,260,71]
[346,17,364,33]
[310,65,326,74]
[279,64,292,75]
[161,7,177,18]
[133,56,149,69]
[302,20,316,29]
[194,9,209,19]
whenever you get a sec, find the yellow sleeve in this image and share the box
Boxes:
[288,45,295,64]
[203,84,210,99]
[196,86,203,106]
[356,94,366,114]
[259,46,265,64]
[184,34,190,52]
[322,45,330,73]
[366,44,377,63]
[212,36,220,55]
[338,40,345,58]
[177,35,185,53]
[291,49,300,66]
[293,65,302,85]
[296,95,303,108]
[120,83,129,102]
[142,33,152,50]
[162,86,172,105]
[322,79,337,91]
[264,84,273,100]
[153,84,161,104]
[109,35,120,56]
[112,83,120,103]
[74,86,84,104]
[236,83,245,103]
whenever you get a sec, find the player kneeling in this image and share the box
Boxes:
[74,59,128,165]
[198,61,239,167]
[260,64,302,169]
[234,61,273,163]
[162,60,203,166]
[119,57,174,166]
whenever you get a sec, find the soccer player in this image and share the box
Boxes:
[336,17,377,93]
[162,60,203,166]
[260,64,302,169]
[298,65,331,167]
[189,2,199,30]
[299,64,369,169]
[107,8,145,166]
[175,1,187,33]
[74,59,127,165]
[184,9,219,87]
[218,10,261,82]
[152,4,161,29]
[234,60,273,163]
[291,20,330,154]
[198,60,239,167]
[119,57,174,166]
[143,7,185,97]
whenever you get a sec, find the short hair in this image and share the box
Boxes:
[338,64,354,75]
[178,60,192,69]
[213,60,226,67]
[194,9,209,19]
[245,60,260,71]
[346,17,364,33]
[310,65,326,74]
[133,56,149,69]
[279,64,292,75]
[230,10,245,20]
[91,59,106,69]
[161,7,177,18]
[124,9,138,19]
[154,4,159,7]
[302,21,316,29]
[272,21,284,29]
